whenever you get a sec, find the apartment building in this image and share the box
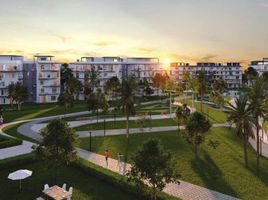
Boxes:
[34,56,61,103]
[0,55,24,104]
[69,57,166,100]
[170,62,242,96]
[248,58,268,74]
[23,55,61,103]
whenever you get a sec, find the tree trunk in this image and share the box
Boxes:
[256,116,260,175]
[200,93,203,113]
[243,131,248,168]
[126,113,129,139]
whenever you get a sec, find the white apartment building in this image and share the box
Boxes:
[248,58,268,74]
[170,62,242,96]
[34,56,61,103]
[0,55,24,104]
[69,57,166,100]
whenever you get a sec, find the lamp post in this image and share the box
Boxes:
[89,131,92,151]
[165,89,175,117]
[104,119,106,137]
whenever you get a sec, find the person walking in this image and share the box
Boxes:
[104,150,109,168]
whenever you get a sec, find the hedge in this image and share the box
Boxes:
[0,136,23,149]
[0,153,35,169]
[72,159,178,200]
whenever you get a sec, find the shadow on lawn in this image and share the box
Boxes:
[191,151,238,198]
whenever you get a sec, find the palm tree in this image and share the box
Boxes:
[228,95,254,167]
[119,76,137,139]
[197,71,207,112]
[247,77,268,174]
[188,78,198,109]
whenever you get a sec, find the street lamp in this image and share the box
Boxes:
[104,119,106,137]
[165,89,176,117]
[89,131,92,151]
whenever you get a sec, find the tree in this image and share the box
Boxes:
[152,73,162,95]
[188,78,198,109]
[185,112,211,160]
[120,76,137,139]
[60,63,73,92]
[14,82,28,111]
[246,77,268,174]
[88,89,108,121]
[228,95,254,167]
[7,83,16,108]
[34,119,78,180]
[127,139,180,200]
[176,104,191,130]
[242,67,258,85]
[197,71,207,112]
[66,77,83,100]
[182,71,190,90]
[58,91,74,111]
[105,76,120,102]
[210,78,228,108]
[84,67,100,101]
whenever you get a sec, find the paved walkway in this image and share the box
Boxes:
[0,141,34,160]
[78,148,239,200]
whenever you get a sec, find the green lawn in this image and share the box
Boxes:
[0,135,22,149]
[1,102,88,123]
[181,99,228,123]
[78,128,268,200]
[75,118,177,131]
[0,160,138,200]
[61,102,177,122]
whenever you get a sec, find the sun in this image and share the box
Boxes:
[163,58,171,70]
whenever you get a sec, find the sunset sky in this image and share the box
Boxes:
[0,0,267,66]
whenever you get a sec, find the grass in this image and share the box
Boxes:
[78,127,268,200]
[0,135,22,149]
[2,123,38,143]
[1,102,88,123]
[181,99,228,123]
[60,102,177,122]
[0,160,138,200]
[74,118,177,131]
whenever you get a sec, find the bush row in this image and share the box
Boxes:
[0,153,35,169]
[72,159,178,200]
[0,136,23,149]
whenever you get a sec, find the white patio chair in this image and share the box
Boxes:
[36,197,45,200]
[44,184,49,190]
[68,186,73,194]
[62,183,66,190]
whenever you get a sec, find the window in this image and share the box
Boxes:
[52,88,57,93]
[40,80,44,85]
[41,65,45,70]
[41,88,44,93]
[1,90,3,95]
[51,96,56,101]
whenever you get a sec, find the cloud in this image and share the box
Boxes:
[92,41,119,47]
[49,32,72,43]
[258,3,268,8]
[201,54,218,61]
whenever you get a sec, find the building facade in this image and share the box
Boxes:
[248,58,268,74]
[0,55,24,104]
[69,57,166,100]
[33,56,61,103]
[170,62,243,96]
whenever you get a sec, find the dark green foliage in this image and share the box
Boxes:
[185,112,211,159]
[128,139,180,200]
